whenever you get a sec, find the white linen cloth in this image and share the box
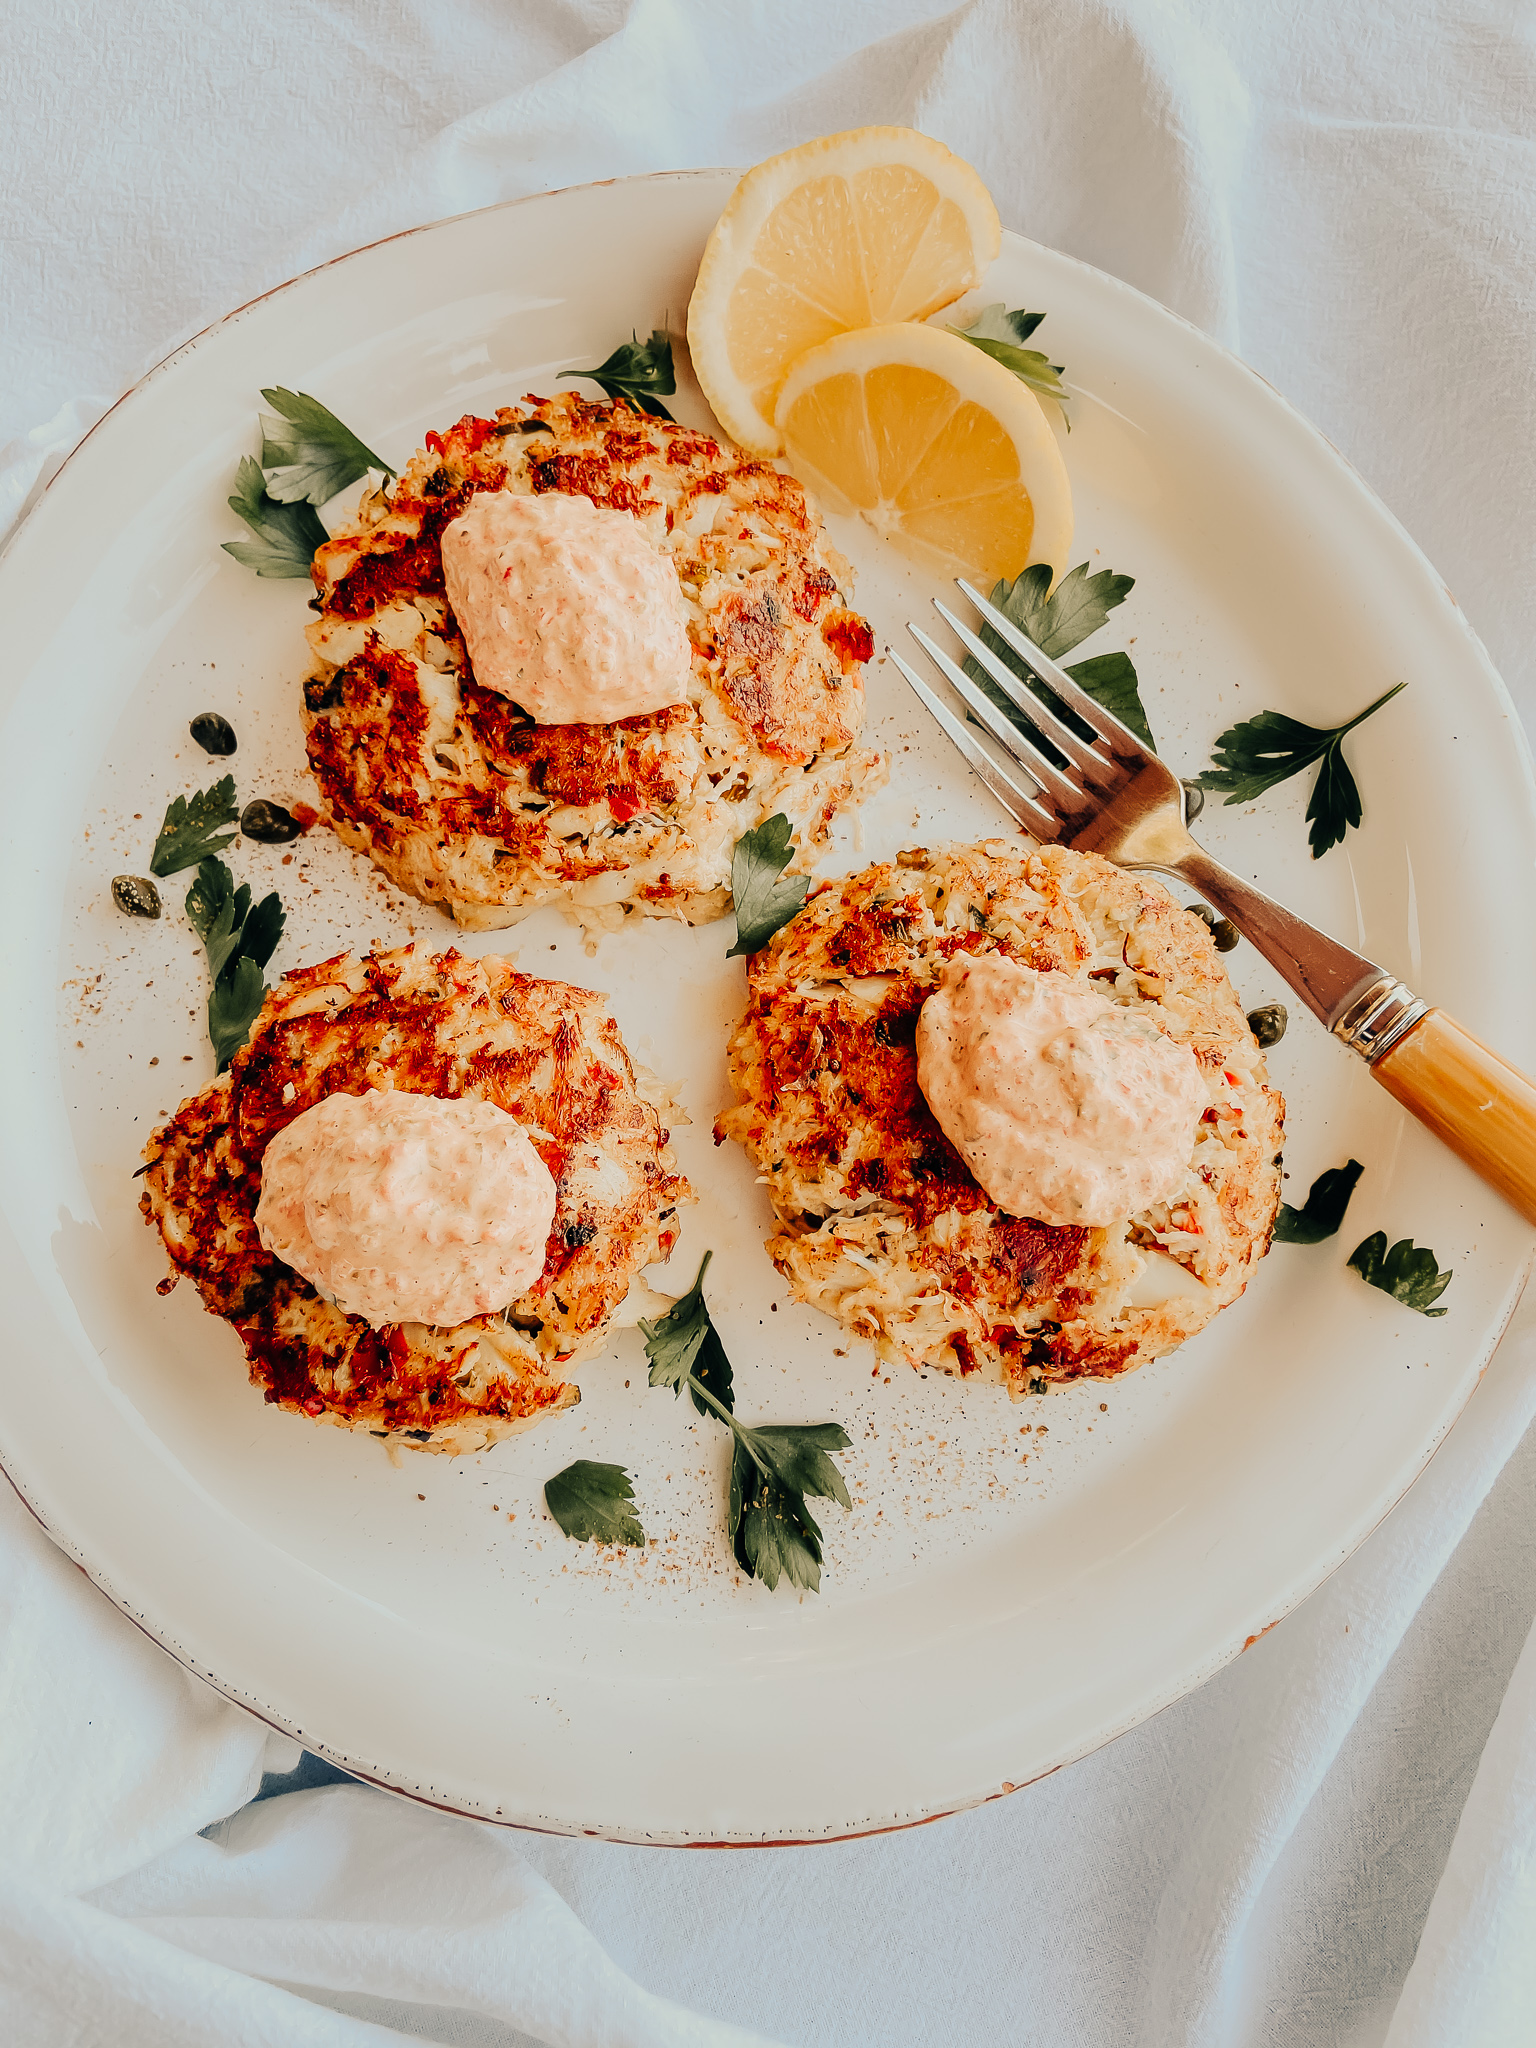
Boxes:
[3,2,1535,2042]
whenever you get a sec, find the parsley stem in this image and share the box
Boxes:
[685,1370,771,1477]
[1336,680,1406,736]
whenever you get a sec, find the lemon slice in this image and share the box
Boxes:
[687,126,1001,455]
[775,322,1074,583]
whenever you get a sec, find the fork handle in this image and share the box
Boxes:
[1369,1010,1536,1227]
[1171,846,1536,1227]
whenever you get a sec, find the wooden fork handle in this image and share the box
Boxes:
[1371,1009,1536,1226]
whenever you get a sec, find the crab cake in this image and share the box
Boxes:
[302,392,886,935]
[140,945,690,1454]
[715,842,1284,1394]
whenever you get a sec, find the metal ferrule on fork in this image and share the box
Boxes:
[1330,978,1431,1064]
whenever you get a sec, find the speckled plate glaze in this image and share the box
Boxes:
[2,172,1533,1844]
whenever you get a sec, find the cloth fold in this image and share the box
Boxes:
[1385,1604,1536,2045]
[4,3,1535,2043]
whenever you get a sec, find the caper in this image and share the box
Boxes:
[1188,902,1240,952]
[1247,1002,1288,1047]
[190,712,237,755]
[1180,779,1206,823]
[240,798,302,843]
[112,874,162,919]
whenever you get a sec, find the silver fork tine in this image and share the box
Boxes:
[956,578,1148,759]
[907,624,1089,812]
[889,652,1061,841]
[930,600,1119,789]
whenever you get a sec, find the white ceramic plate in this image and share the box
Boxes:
[3,172,1533,1843]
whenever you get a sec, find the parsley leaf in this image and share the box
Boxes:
[561,329,676,420]
[209,955,269,1072]
[640,1254,850,1591]
[1273,1159,1364,1244]
[185,857,285,1070]
[746,1423,854,1508]
[952,305,1070,420]
[966,304,1046,346]
[150,777,239,877]
[639,1247,734,1417]
[238,890,285,972]
[1348,1231,1453,1316]
[1058,651,1154,750]
[185,856,251,981]
[1195,683,1406,859]
[730,1442,822,1591]
[687,1307,736,1418]
[962,562,1155,753]
[729,1425,852,1591]
[545,1460,645,1546]
[222,455,329,578]
[257,387,394,505]
[987,560,1134,662]
[727,813,808,957]
[640,1252,712,1391]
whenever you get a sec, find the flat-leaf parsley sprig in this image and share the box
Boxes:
[185,856,285,1071]
[1273,1159,1364,1245]
[1195,683,1406,859]
[224,389,393,579]
[224,458,329,578]
[962,560,1155,753]
[1348,1233,1453,1317]
[544,1461,645,1547]
[256,387,394,506]
[998,559,1133,664]
[641,1253,852,1592]
[150,776,240,876]
[952,304,1071,421]
[561,330,676,420]
[727,813,808,957]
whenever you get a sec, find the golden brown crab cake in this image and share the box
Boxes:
[140,945,691,1453]
[301,393,886,935]
[715,842,1284,1394]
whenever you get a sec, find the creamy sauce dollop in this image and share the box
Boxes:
[255,1090,558,1328]
[440,490,694,724]
[915,954,1207,1227]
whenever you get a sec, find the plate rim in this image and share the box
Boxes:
[5,168,1534,1845]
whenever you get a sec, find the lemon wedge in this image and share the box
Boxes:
[687,126,1001,455]
[775,322,1074,583]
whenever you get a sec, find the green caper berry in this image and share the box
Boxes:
[1188,902,1240,952]
[190,712,237,755]
[240,798,302,843]
[1247,1002,1288,1047]
[112,874,162,919]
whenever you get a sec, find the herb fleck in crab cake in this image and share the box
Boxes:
[301,392,886,935]
[140,945,690,1453]
[715,842,1284,1393]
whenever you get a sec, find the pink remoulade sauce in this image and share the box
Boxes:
[255,1090,558,1329]
[440,490,694,724]
[915,953,1207,1228]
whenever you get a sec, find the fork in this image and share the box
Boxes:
[892,580,1536,1228]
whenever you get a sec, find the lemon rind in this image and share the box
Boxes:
[688,127,1002,456]
[774,321,1074,582]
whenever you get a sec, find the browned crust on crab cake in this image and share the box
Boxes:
[714,841,1284,1395]
[140,945,691,1453]
[301,393,886,934]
